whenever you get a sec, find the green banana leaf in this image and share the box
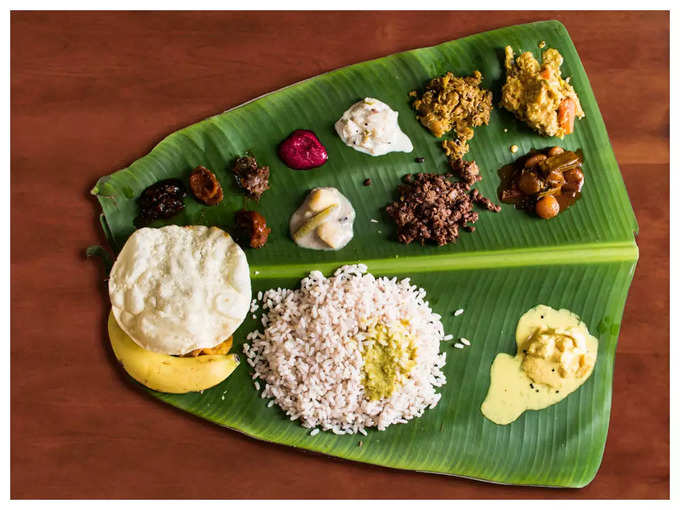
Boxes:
[91,20,638,488]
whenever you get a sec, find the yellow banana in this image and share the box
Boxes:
[108,311,240,394]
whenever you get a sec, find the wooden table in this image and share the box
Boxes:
[11,11,669,499]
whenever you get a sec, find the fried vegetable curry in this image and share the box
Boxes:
[501,46,584,137]
[411,70,493,160]
[499,146,584,219]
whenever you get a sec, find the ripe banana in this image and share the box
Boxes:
[108,311,239,394]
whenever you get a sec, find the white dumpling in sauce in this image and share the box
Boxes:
[289,187,356,251]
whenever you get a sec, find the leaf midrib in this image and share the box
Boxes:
[249,240,639,279]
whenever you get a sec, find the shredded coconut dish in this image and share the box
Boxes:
[243,264,447,435]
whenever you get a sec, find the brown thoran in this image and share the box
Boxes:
[386,172,499,246]
[411,70,492,161]
[232,156,270,200]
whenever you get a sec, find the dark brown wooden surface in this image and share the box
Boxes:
[10,11,669,499]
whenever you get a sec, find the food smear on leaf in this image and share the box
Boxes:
[481,305,598,425]
[335,98,413,156]
[278,129,328,170]
[232,156,270,200]
[289,187,355,250]
[136,179,187,226]
[235,209,271,249]
[189,166,223,205]
[411,70,492,161]
[500,46,584,137]
[359,321,418,401]
[499,146,584,219]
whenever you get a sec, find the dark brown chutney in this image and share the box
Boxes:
[499,146,584,219]
[136,179,187,225]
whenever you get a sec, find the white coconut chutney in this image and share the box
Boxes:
[335,98,413,156]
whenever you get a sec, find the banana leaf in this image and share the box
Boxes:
[91,20,638,487]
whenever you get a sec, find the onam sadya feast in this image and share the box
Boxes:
[102,34,605,444]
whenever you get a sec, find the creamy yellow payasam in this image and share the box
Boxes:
[481,305,598,425]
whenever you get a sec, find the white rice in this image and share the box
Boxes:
[244,264,447,435]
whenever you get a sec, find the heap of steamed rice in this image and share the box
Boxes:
[243,264,447,435]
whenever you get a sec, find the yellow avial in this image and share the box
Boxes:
[481,305,598,425]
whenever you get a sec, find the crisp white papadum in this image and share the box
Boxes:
[109,225,251,355]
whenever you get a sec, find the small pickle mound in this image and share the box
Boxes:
[189,166,223,205]
[232,156,270,201]
[278,129,328,170]
[359,321,417,401]
[411,70,493,160]
[501,46,584,137]
[136,179,187,226]
[235,209,271,249]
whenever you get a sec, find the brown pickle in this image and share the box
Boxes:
[136,179,187,225]
[235,209,271,249]
[232,156,270,201]
[498,146,584,219]
[189,166,223,205]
